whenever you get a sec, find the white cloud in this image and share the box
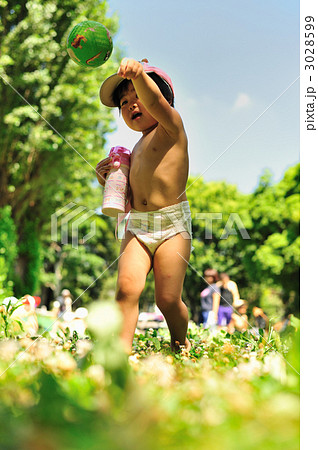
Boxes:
[232,93,252,111]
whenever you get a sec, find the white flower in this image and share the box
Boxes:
[31,340,53,360]
[87,301,122,338]
[128,354,140,369]
[187,320,198,331]
[17,352,34,363]
[58,352,77,372]
[49,351,77,372]
[263,353,286,383]
[74,307,88,319]
[86,364,108,388]
[0,340,20,361]
[2,297,19,306]
[236,355,262,380]
[141,355,176,387]
[76,339,92,358]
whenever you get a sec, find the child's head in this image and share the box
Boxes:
[252,306,263,317]
[112,73,174,109]
[237,302,248,314]
[203,268,219,283]
[100,62,175,108]
[220,272,230,283]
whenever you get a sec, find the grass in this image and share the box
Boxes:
[0,301,299,450]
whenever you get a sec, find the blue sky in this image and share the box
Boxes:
[106,0,299,193]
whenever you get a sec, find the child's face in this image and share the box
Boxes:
[238,305,247,314]
[119,82,158,134]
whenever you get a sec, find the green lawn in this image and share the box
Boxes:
[0,302,299,450]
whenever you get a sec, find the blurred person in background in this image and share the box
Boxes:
[217,273,240,329]
[200,269,220,329]
[51,307,88,338]
[57,289,73,313]
[252,306,269,332]
[273,314,292,333]
[67,307,88,337]
[228,299,249,333]
[11,295,39,336]
[51,300,62,318]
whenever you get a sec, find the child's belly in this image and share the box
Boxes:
[129,145,188,211]
[130,168,187,211]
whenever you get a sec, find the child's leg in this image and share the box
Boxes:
[153,232,191,351]
[116,232,152,353]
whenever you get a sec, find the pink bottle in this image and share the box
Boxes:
[102,146,131,217]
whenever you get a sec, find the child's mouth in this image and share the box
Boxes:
[132,112,142,120]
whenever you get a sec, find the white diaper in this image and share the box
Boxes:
[126,201,192,255]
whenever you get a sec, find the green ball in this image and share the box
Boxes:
[67,20,113,68]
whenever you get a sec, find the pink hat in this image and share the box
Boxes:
[99,61,174,107]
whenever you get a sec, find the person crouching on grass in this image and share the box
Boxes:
[96,58,192,354]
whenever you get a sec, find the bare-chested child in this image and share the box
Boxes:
[96,58,192,353]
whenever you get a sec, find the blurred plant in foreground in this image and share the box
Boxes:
[0,303,299,450]
[0,297,24,338]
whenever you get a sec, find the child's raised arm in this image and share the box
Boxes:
[117,58,184,137]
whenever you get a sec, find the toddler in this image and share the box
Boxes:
[96,58,192,353]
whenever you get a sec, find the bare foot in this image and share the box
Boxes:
[171,338,191,353]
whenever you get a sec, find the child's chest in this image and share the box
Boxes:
[131,130,174,172]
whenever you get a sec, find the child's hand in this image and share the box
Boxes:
[117,58,144,80]
[95,157,112,186]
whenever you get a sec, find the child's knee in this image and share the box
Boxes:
[156,294,181,312]
[116,273,145,300]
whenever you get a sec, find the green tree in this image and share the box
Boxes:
[0,206,18,299]
[0,0,122,294]
[181,165,299,320]
[13,219,42,296]
[39,212,121,306]
[184,177,251,319]
[241,164,300,313]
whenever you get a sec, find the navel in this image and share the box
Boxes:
[142,199,147,205]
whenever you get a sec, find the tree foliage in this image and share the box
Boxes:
[0,0,122,293]
[183,178,251,317]
[240,164,300,312]
[0,206,17,299]
[39,214,120,306]
[135,166,299,319]
[183,165,300,318]
[0,2,299,318]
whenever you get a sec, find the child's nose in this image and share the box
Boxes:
[129,101,137,110]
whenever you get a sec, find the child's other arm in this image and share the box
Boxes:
[95,156,112,186]
[117,58,183,137]
[229,281,240,303]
